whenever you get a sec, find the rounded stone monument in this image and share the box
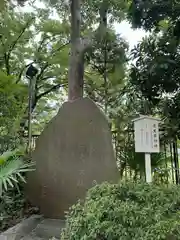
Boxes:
[27,98,119,218]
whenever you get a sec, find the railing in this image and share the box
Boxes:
[112,131,180,185]
[0,134,39,154]
[1,132,180,185]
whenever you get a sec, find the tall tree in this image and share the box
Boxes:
[67,0,128,101]
[0,2,129,136]
[41,0,128,101]
[85,29,128,112]
[0,7,70,134]
[128,0,180,138]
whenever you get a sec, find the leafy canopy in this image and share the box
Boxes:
[128,0,180,137]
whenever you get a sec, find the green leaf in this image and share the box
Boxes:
[0,150,35,195]
[158,19,169,31]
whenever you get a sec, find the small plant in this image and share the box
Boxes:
[153,168,170,185]
[0,148,35,232]
[0,188,25,231]
[61,181,180,240]
[0,149,34,195]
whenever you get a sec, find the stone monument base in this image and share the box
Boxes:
[0,215,65,239]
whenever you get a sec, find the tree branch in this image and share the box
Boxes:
[33,63,50,108]
[20,82,67,131]
[6,17,35,76]
[37,63,49,81]
[0,37,10,75]
[4,53,10,75]
[16,62,34,83]
[8,17,35,56]
[51,41,70,56]
[91,62,104,74]
[78,1,108,55]
[35,41,70,82]
[36,34,48,53]
[36,83,67,101]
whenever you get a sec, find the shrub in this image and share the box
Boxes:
[0,188,25,231]
[61,181,180,240]
[0,149,35,195]
[0,149,35,232]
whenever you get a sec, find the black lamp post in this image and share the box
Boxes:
[26,64,38,153]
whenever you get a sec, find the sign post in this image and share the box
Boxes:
[145,153,152,183]
[133,116,160,183]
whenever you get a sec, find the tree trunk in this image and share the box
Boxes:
[68,0,84,101]
[101,3,108,113]
[68,0,108,101]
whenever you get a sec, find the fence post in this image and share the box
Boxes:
[173,138,179,184]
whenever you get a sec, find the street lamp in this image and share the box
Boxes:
[26,64,38,153]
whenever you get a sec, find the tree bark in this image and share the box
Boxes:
[68,0,84,101]
[68,0,108,101]
[102,5,108,113]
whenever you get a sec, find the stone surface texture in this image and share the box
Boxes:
[0,216,65,240]
[27,97,119,218]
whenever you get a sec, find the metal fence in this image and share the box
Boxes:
[0,134,38,154]
[1,131,180,185]
[28,131,180,185]
[112,130,180,185]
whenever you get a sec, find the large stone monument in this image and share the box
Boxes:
[27,98,119,218]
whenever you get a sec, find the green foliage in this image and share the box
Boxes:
[85,28,128,114]
[0,71,26,134]
[62,181,180,240]
[0,149,34,195]
[0,149,35,232]
[128,0,180,31]
[0,0,129,136]
[153,168,170,185]
[127,0,180,138]
[130,33,180,104]
[0,7,70,134]
[86,29,128,78]
[0,189,25,232]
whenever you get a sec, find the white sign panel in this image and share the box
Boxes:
[133,116,160,153]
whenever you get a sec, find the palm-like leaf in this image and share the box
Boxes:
[0,150,35,196]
